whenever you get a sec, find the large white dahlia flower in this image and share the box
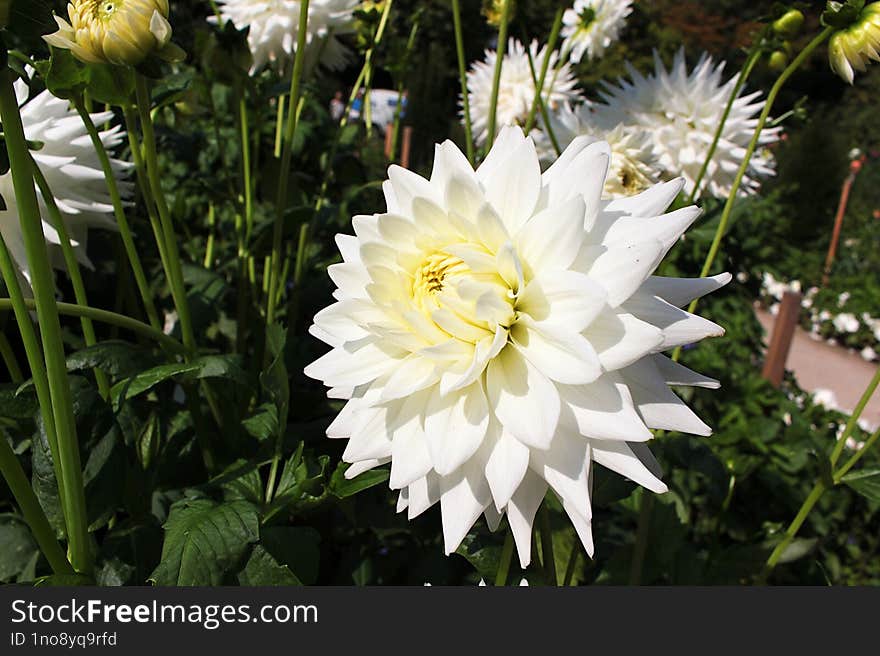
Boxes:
[538,102,661,199]
[598,49,780,198]
[305,126,729,567]
[464,39,581,147]
[211,0,358,73]
[561,0,633,63]
[0,75,128,286]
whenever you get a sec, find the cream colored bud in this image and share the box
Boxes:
[43,0,185,67]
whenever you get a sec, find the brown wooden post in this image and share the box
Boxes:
[761,291,803,387]
[822,157,863,286]
[400,126,413,169]
[384,123,394,160]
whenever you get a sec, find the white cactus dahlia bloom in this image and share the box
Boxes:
[464,39,581,147]
[305,126,729,567]
[561,0,633,63]
[0,76,128,285]
[211,0,358,73]
[598,49,780,198]
[538,102,661,199]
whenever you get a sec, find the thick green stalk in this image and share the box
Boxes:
[525,46,561,155]
[30,158,109,399]
[485,0,512,150]
[122,105,171,279]
[0,299,187,354]
[238,94,255,244]
[0,435,73,575]
[829,366,880,468]
[494,530,514,586]
[523,6,564,134]
[265,0,311,327]
[628,491,653,585]
[0,70,91,575]
[451,0,474,164]
[687,47,763,204]
[562,542,580,586]
[0,239,66,513]
[74,98,161,332]
[760,481,826,582]
[134,76,196,353]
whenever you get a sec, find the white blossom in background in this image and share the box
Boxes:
[211,0,358,73]
[0,74,128,286]
[598,49,780,198]
[861,346,878,362]
[305,126,728,567]
[464,39,582,147]
[536,102,661,198]
[561,0,633,63]
[812,388,839,411]
[832,313,860,334]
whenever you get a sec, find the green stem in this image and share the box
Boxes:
[829,366,880,468]
[628,491,653,585]
[687,47,763,205]
[238,93,254,244]
[562,541,580,586]
[538,503,557,586]
[671,28,832,364]
[834,426,880,483]
[0,238,66,517]
[494,529,514,586]
[74,98,161,332]
[121,104,171,277]
[0,69,91,575]
[204,203,216,268]
[274,94,285,158]
[0,299,186,354]
[691,29,832,291]
[134,75,196,354]
[451,0,474,164]
[265,0,311,327]
[525,45,561,155]
[0,435,73,575]
[29,157,109,399]
[0,331,22,381]
[485,0,511,150]
[760,480,826,583]
[523,6,564,135]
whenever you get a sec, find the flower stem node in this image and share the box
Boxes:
[44,0,185,67]
[825,1,880,83]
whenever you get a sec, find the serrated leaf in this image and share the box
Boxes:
[34,573,94,586]
[0,385,38,421]
[241,403,279,442]
[150,499,259,586]
[67,341,159,380]
[238,545,302,585]
[841,468,880,502]
[329,462,389,498]
[262,526,320,585]
[111,362,201,405]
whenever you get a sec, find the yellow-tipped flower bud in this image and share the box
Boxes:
[772,9,805,39]
[828,2,880,84]
[43,0,185,67]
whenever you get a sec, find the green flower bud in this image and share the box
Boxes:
[773,9,805,39]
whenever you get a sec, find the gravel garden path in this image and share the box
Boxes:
[756,308,880,429]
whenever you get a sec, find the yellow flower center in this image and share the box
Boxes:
[412,252,470,310]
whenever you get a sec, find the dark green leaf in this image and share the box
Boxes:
[0,514,39,582]
[329,461,389,499]
[841,468,880,502]
[150,499,259,586]
[241,403,279,442]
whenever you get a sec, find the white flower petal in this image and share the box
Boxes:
[591,440,668,493]
[485,425,530,511]
[511,318,602,385]
[507,469,548,568]
[425,383,490,476]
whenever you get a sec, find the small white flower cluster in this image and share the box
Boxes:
[760,273,880,362]
[463,9,779,200]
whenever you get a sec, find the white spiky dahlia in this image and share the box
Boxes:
[0,75,128,286]
[561,0,633,63]
[305,126,729,567]
[537,102,661,198]
[464,39,581,147]
[211,0,358,73]
[598,49,780,198]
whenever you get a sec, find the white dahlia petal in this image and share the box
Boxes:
[0,74,128,288]
[306,127,728,567]
[561,0,633,63]
[463,40,583,146]
[211,0,358,73]
[597,48,781,198]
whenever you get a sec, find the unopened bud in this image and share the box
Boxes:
[773,9,805,39]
